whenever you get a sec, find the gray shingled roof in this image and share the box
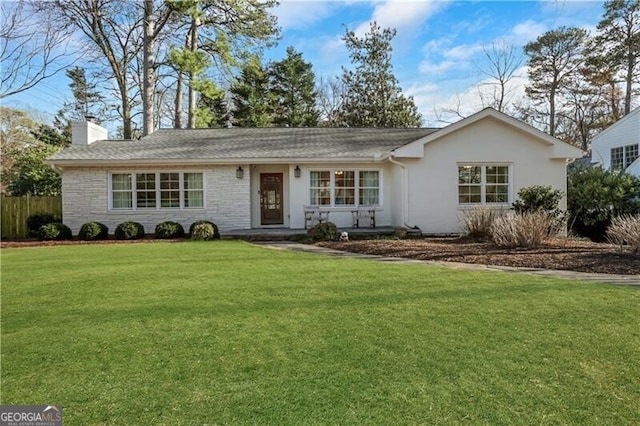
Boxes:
[49,127,439,162]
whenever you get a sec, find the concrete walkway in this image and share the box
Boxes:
[252,241,640,287]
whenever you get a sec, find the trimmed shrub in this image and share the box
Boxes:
[606,215,640,254]
[513,185,565,236]
[190,222,217,241]
[512,185,563,215]
[568,166,640,241]
[114,221,145,240]
[491,211,553,248]
[307,221,338,241]
[37,223,72,241]
[460,207,498,239]
[27,213,61,237]
[189,220,220,239]
[155,221,185,239]
[78,221,109,241]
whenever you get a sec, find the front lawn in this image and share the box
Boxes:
[2,242,639,424]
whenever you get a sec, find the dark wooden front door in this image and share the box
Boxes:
[260,173,284,225]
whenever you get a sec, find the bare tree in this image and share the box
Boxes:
[434,94,469,125]
[142,0,174,135]
[475,42,523,112]
[316,75,345,126]
[41,0,144,139]
[0,1,74,98]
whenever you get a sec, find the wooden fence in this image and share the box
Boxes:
[1,195,62,239]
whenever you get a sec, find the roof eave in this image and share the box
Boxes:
[45,156,389,168]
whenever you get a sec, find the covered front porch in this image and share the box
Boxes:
[249,162,396,230]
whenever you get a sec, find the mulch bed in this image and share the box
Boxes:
[318,238,640,275]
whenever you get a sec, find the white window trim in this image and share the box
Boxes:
[108,171,206,211]
[457,163,512,207]
[308,168,383,209]
[611,144,640,170]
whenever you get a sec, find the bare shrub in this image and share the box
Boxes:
[491,211,554,248]
[460,207,498,239]
[606,215,640,253]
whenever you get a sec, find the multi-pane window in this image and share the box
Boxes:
[458,166,482,203]
[458,165,510,204]
[310,171,331,205]
[485,166,509,203]
[334,170,355,205]
[611,144,639,170]
[309,170,380,207]
[136,173,156,208]
[611,147,624,170]
[111,173,133,209]
[111,172,204,210]
[359,171,379,205]
[184,173,204,208]
[160,173,180,208]
[625,144,639,168]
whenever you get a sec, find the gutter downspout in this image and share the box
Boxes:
[388,155,417,229]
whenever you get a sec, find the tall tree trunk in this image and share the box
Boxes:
[142,0,155,136]
[187,17,199,129]
[114,70,133,139]
[549,89,556,136]
[121,95,132,139]
[174,71,183,129]
[625,49,634,115]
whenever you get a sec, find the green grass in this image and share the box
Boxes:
[2,241,639,425]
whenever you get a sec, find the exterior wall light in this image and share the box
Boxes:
[236,166,244,179]
[294,165,301,178]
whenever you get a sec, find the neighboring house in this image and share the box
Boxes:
[591,107,640,176]
[46,108,583,235]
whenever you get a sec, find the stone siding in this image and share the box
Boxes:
[61,166,251,235]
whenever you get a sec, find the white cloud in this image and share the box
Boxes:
[421,37,451,53]
[418,41,482,75]
[272,0,338,30]
[511,19,547,44]
[418,60,456,74]
[427,69,529,125]
[353,0,448,37]
[444,43,484,60]
[319,35,348,72]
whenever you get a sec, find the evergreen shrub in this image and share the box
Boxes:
[114,221,145,240]
[307,222,338,241]
[27,213,61,237]
[155,221,185,239]
[78,221,109,241]
[37,223,72,241]
[189,220,220,239]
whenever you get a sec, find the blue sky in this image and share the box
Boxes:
[5,1,606,128]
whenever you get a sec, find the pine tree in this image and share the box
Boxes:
[270,46,318,127]
[338,22,422,128]
[590,0,640,115]
[54,66,106,139]
[230,56,273,127]
[524,27,588,136]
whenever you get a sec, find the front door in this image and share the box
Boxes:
[260,173,284,225]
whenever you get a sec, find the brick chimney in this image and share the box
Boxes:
[71,118,108,145]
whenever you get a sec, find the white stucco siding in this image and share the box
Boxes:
[403,117,568,234]
[61,165,251,235]
[591,108,640,172]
